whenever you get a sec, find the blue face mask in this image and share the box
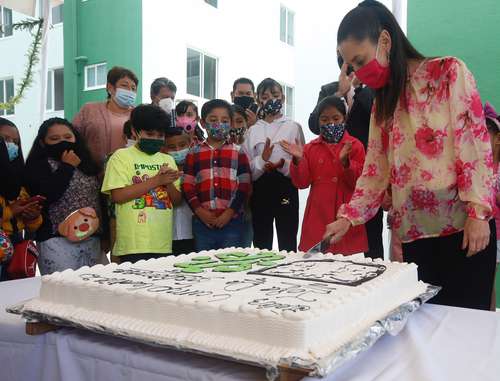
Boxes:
[114,88,136,109]
[206,122,231,141]
[5,141,19,161]
[169,147,189,165]
[320,123,346,143]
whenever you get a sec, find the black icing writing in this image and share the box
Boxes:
[79,273,216,299]
[223,277,267,292]
[260,282,335,303]
[208,293,232,302]
[79,273,153,289]
[248,298,310,312]
[248,260,386,286]
[146,284,212,297]
[112,267,212,285]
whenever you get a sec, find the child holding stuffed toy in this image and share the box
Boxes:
[25,118,102,275]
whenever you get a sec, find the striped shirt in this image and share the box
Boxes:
[182,141,251,216]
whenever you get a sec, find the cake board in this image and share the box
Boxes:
[23,319,313,380]
[10,284,439,381]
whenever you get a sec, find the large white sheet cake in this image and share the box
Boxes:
[23,248,427,364]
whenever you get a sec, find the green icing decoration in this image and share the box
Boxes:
[215,252,249,261]
[192,256,212,261]
[174,251,286,273]
[257,260,279,267]
[180,267,205,273]
[213,262,253,273]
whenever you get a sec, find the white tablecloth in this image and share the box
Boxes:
[1,277,499,381]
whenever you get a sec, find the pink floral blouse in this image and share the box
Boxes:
[338,57,494,243]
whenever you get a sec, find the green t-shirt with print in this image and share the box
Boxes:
[101,145,179,256]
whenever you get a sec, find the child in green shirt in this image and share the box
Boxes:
[102,104,182,263]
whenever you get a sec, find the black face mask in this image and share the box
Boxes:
[45,141,76,160]
[233,96,255,110]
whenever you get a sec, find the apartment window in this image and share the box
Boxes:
[0,78,15,116]
[0,6,13,38]
[279,6,294,46]
[46,68,64,111]
[284,85,294,118]
[84,63,107,91]
[187,48,217,100]
[204,0,218,8]
[52,4,64,25]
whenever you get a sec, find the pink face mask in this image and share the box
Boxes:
[176,116,197,134]
[354,44,390,89]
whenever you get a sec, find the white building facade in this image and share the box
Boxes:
[0,1,64,153]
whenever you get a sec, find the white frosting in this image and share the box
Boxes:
[25,248,427,364]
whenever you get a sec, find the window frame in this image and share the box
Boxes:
[0,77,15,116]
[279,5,294,47]
[204,0,218,8]
[282,83,295,119]
[51,4,64,25]
[46,67,64,112]
[0,6,14,39]
[186,47,218,100]
[46,69,54,111]
[84,63,107,91]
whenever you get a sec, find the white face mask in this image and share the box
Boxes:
[159,98,175,114]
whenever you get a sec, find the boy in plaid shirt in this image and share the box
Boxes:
[182,99,251,250]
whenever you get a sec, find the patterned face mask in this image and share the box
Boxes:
[176,116,198,134]
[320,123,346,143]
[229,127,246,140]
[261,98,283,116]
[206,122,231,141]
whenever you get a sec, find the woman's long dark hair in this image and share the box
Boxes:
[26,117,101,176]
[337,0,424,124]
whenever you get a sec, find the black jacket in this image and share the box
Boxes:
[24,159,76,241]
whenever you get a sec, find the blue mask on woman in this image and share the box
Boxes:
[320,123,346,143]
[114,88,136,109]
[206,122,231,141]
[5,142,19,161]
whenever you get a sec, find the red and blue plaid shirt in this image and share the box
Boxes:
[182,141,251,216]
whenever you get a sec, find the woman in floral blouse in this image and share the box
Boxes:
[325,0,496,310]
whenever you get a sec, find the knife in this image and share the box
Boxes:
[304,235,332,258]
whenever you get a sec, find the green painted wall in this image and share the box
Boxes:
[408,0,500,111]
[63,0,142,120]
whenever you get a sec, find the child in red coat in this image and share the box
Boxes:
[281,95,367,255]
